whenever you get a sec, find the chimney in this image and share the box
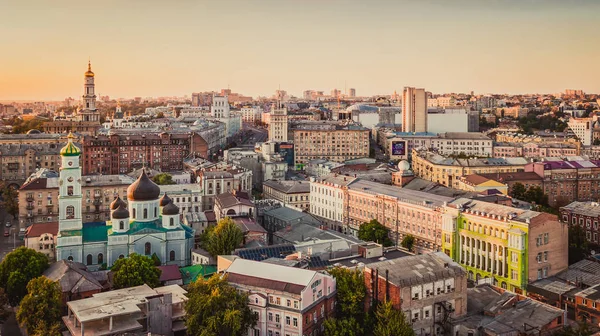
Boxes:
[385,269,390,302]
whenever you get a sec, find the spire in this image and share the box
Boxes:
[85,59,95,78]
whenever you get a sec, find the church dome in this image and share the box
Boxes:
[127,170,160,201]
[110,196,126,210]
[162,202,179,216]
[398,160,411,171]
[159,193,172,207]
[85,61,94,78]
[112,203,129,219]
[60,133,81,157]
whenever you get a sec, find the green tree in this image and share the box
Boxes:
[358,219,393,247]
[401,235,415,251]
[552,321,593,336]
[151,252,162,266]
[0,247,49,306]
[16,276,62,336]
[32,321,62,336]
[373,301,415,336]
[205,217,244,257]
[328,268,367,319]
[185,274,257,336]
[111,253,161,289]
[152,173,176,185]
[1,185,19,219]
[323,317,362,336]
[511,182,527,200]
[524,186,549,206]
[568,224,599,265]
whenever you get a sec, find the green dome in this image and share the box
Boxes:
[60,133,81,157]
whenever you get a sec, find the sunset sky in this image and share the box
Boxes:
[1,0,599,100]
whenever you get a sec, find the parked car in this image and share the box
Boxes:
[4,229,9,237]
[5,221,11,227]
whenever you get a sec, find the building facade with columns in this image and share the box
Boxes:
[55,134,194,270]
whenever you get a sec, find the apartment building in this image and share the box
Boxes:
[493,106,529,119]
[81,132,209,175]
[241,106,262,123]
[269,105,288,142]
[42,120,101,136]
[158,183,203,214]
[224,258,336,336]
[402,87,428,133]
[568,117,593,146]
[525,160,600,207]
[364,252,467,336]
[574,284,600,324]
[347,179,453,251]
[384,132,493,161]
[412,149,527,189]
[559,201,600,245]
[309,175,357,233]
[263,180,311,211]
[442,198,569,293]
[197,164,253,211]
[18,169,135,228]
[492,142,578,158]
[293,123,369,168]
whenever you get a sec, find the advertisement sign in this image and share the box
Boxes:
[391,141,406,156]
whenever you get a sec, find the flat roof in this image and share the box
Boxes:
[225,258,317,287]
[349,179,454,207]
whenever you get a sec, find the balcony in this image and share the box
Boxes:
[26,196,34,202]
[26,203,34,210]
[46,203,53,207]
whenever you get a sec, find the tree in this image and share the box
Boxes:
[373,301,415,336]
[152,173,176,185]
[524,186,549,206]
[328,268,367,319]
[323,317,362,336]
[151,252,162,266]
[358,219,393,247]
[511,182,527,200]
[185,274,257,336]
[16,276,62,336]
[401,235,415,251]
[552,321,593,336]
[568,224,599,265]
[111,253,161,289]
[0,247,49,306]
[1,185,19,219]
[204,217,244,257]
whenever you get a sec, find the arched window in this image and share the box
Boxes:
[66,206,75,219]
[132,208,136,219]
[119,221,124,230]
[143,208,148,219]
[67,256,73,261]
[154,207,157,217]
[86,254,93,265]
[98,253,103,265]
[145,242,151,255]
[170,250,175,262]
[119,254,125,259]
[170,218,174,226]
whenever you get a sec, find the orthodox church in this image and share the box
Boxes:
[55,134,195,270]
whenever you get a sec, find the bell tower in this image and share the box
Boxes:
[58,133,83,231]
[79,60,100,122]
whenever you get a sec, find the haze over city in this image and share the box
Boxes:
[1,0,600,100]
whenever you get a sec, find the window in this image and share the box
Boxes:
[154,207,157,217]
[286,316,291,325]
[119,254,125,259]
[543,251,548,262]
[287,299,291,307]
[275,314,280,323]
[119,221,124,230]
[294,301,298,309]
[98,253,103,265]
[67,186,73,196]
[145,242,151,255]
[67,256,73,261]
[293,318,298,327]
[132,208,136,218]
[143,208,148,219]
[170,218,174,226]
[268,313,273,321]
[582,299,588,305]
[170,250,175,261]
[276,297,281,305]
[86,254,93,265]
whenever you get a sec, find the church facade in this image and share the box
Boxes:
[55,134,194,270]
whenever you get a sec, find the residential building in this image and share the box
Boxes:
[24,222,59,261]
[559,202,600,245]
[309,175,357,232]
[241,106,262,123]
[364,252,467,336]
[492,142,578,158]
[211,94,230,118]
[574,283,600,324]
[442,198,569,293]
[412,149,527,189]
[384,132,493,161]
[213,190,254,220]
[18,169,135,228]
[81,132,209,175]
[347,179,453,250]
[305,159,344,177]
[63,284,188,336]
[402,87,428,132]
[43,260,103,305]
[197,164,253,211]
[568,117,594,146]
[494,106,529,119]
[476,172,543,196]
[158,184,203,214]
[428,96,456,108]
[262,206,322,233]
[263,180,311,211]
[269,104,288,142]
[456,174,509,195]
[427,109,479,133]
[224,258,336,336]
[293,123,369,168]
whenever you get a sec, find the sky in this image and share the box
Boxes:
[0,0,599,101]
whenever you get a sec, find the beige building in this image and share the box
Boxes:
[24,222,59,261]
[269,105,288,142]
[293,124,369,167]
[196,164,253,211]
[263,180,311,211]
[18,169,135,228]
[402,87,427,133]
[411,149,527,189]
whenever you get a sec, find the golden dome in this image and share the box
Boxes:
[85,61,94,77]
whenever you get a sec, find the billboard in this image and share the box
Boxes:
[391,141,406,156]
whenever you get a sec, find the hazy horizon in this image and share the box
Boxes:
[1,0,599,101]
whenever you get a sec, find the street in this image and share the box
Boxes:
[0,210,23,261]
[241,123,268,145]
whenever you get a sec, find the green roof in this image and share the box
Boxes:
[82,222,109,243]
[59,229,82,237]
[60,141,81,157]
[180,265,217,285]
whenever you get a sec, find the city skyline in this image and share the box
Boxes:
[1,0,599,100]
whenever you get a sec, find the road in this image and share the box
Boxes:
[241,124,268,145]
[0,210,23,261]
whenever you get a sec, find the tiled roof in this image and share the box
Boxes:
[25,222,59,237]
[157,265,182,282]
[227,272,305,295]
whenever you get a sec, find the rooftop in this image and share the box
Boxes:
[560,201,600,217]
[448,198,546,224]
[364,252,465,287]
[263,180,310,194]
[416,150,528,167]
[349,179,454,208]
[180,264,218,285]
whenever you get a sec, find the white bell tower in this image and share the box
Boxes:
[58,133,83,231]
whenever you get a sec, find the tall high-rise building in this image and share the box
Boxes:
[268,103,288,142]
[211,94,230,118]
[348,88,356,97]
[402,87,427,133]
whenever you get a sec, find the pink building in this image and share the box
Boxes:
[493,142,578,158]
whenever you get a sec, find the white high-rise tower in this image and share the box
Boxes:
[402,87,428,133]
[78,61,100,122]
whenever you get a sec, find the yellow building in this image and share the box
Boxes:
[456,174,509,195]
